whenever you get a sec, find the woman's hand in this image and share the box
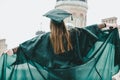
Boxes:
[98,23,118,29]
[106,23,118,29]
[4,49,14,55]
[3,47,18,55]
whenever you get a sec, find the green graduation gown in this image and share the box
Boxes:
[0,24,120,80]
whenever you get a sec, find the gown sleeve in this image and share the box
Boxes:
[71,24,100,63]
[15,33,45,64]
[84,24,100,35]
[18,36,42,54]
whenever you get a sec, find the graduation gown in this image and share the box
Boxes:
[0,24,120,80]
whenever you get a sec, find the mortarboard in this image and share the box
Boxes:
[43,9,72,23]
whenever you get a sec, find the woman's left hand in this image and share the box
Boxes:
[4,49,14,55]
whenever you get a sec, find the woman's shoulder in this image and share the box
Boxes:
[20,32,50,45]
[69,27,83,33]
[36,32,50,39]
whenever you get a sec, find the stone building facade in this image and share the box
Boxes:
[102,17,120,31]
[0,39,7,55]
[102,17,117,24]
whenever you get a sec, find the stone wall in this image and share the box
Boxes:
[0,39,7,55]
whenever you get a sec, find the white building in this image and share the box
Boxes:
[102,17,117,24]
[55,0,88,27]
[0,39,7,55]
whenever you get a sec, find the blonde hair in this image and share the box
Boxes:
[50,20,73,54]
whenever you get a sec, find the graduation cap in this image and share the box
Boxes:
[43,9,72,23]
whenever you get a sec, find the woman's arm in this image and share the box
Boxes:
[98,23,106,29]
[98,23,117,29]
[84,23,117,35]
[4,47,18,55]
[12,47,18,53]
[3,33,45,56]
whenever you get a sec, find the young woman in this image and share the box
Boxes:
[2,9,119,80]
[6,9,110,55]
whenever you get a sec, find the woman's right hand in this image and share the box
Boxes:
[106,23,118,29]
[98,23,118,30]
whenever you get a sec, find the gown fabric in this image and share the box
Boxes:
[0,24,120,80]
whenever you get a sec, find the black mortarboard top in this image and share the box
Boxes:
[43,9,72,23]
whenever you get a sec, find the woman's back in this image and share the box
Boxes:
[20,26,96,69]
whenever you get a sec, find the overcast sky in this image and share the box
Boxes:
[0,0,120,49]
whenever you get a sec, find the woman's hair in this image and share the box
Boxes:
[50,20,73,54]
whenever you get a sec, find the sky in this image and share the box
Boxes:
[0,0,120,49]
